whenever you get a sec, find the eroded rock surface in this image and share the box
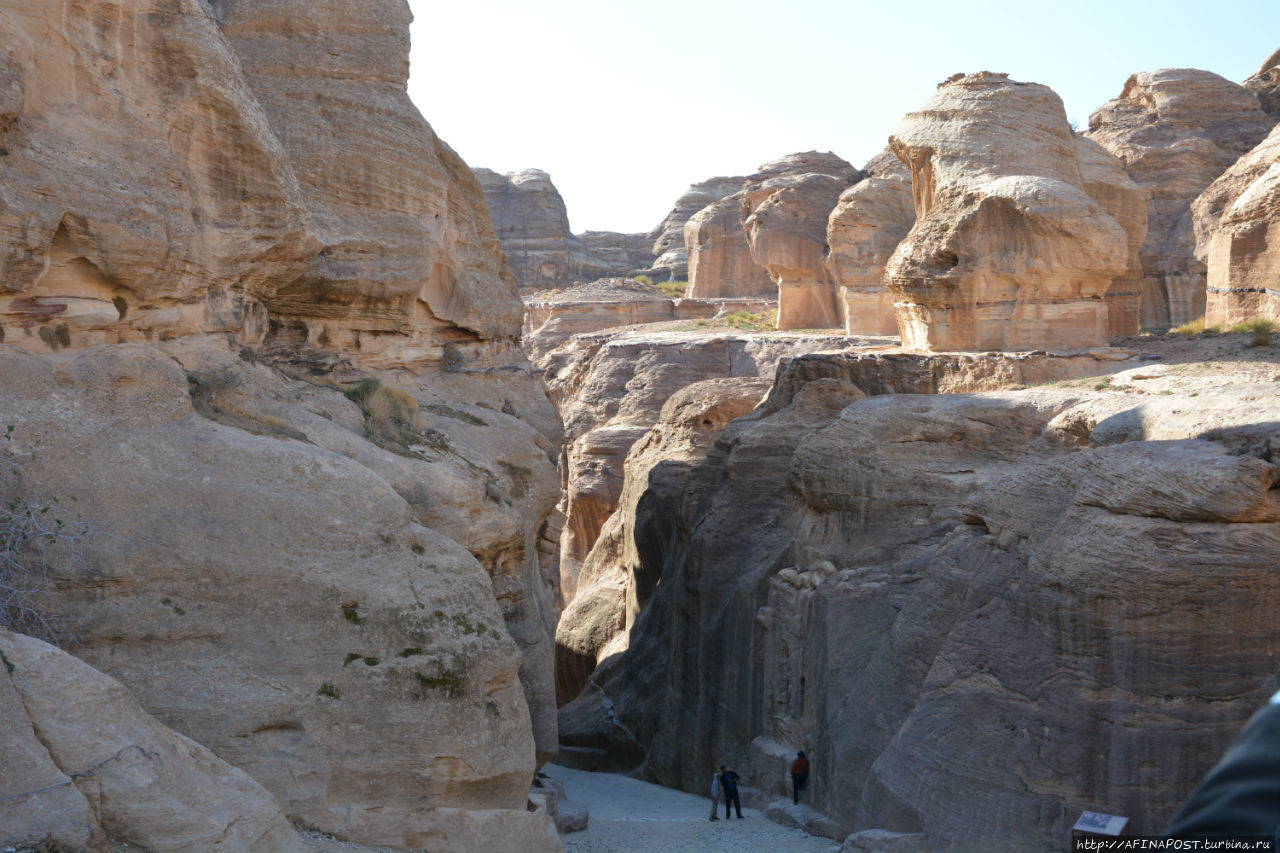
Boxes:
[685,190,776,299]
[825,149,915,336]
[650,176,746,280]
[1193,123,1280,324]
[742,152,860,329]
[1086,68,1273,329]
[888,72,1130,351]
[1,629,302,852]
[558,342,1280,849]
[1245,47,1280,120]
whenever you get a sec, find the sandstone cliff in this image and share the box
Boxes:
[825,149,915,336]
[650,177,749,280]
[558,340,1280,849]
[742,152,861,330]
[475,168,650,291]
[1193,122,1280,324]
[1245,47,1280,120]
[684,190,776,299]
[888,72,1131,351]
[1086,68,1273,329]
[0,0,563,849]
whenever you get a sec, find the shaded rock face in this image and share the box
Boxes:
[543,331,862,623]
[1086,69,1273,329]
[1,629,302,852]
[650,176,747,280]
[825,150,915,336]
[685,190,776,299]
[558,348,1280,849]
[0,0,564,849]
[888,73,1130,352]
[475,168,650,291]
[1193,123,1280,324]
[742,152,861,330]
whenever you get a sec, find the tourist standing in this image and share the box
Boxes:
[709,768,721,821]
[790,750,810,805]
[720,765,743,819]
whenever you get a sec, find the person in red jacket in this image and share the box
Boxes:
[790,751,810,805]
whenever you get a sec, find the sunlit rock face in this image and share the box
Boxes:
[685,189,776,300]
[1194,123,1280,325]
[1074,136,1149,337]
[0,0,564,849]
[741,152,860,329]
[887,73,1129,352]
[825,149,915,337]
[1086,68,1273,329]
[651,176,747,280]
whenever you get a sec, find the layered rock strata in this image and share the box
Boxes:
[558,347,1280,848]
[0,0,563,848]
[1,629,303,852]
[1086,68,1273,328]
[522,278,774,366]
[825,149,915,336]
[544,330,864,627]
[887,72,1130,351]
[1193,123,1280,324]
[650,176,747,279]
[741,152,861,329]
[475,168,650,291]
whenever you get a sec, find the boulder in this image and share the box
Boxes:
[1085,68,1273,328]
[651,176,748,280]
[741,152,861,329]
[825,149,915,336]
[1,629,302,852]
[888,72,1129,351]
[1192,123,1280,324]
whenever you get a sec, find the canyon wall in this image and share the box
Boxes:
[0,0,562,849]
[650,176,747,280]
[558,347,1280,849]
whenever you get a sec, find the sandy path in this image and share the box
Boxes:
[544,764,840,853]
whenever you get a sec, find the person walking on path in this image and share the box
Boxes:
[720,765,743,819]
[708,768,721,821]
[790,751,810,805]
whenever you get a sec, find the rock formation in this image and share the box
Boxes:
[1193,122,1280,324]
[0,0,563,848]
[684,190,776,299]
[475,168,651,291]
[545,330,864,626]
[742,152,860,329]
[887,72,1130,352]
[1,629,303,852]
[650,176,747,280]
[1086,69,1273,329]
[825,149,915,336]
[558,345,1280,848]
[1244,47,1280,120]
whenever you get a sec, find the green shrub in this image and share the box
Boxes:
[1248,318,1275,347]
[658,279,688,298]
[633,274,653,286]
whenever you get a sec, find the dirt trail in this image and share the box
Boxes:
[545,764,839,853]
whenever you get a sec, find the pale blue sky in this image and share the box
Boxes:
[407,1,1278,234]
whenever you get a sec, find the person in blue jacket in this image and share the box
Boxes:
[719,765,743,819]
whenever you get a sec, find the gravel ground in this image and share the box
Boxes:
[545,764,840,853]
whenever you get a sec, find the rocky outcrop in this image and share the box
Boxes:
[1193,123,1280,324]
[0,0,563,848]
[742,153,860,329]
[558,346,1280,848]
[887,72,1130,351]
[475,169,650,291]
[1,629,302,852]
[650,176,746,280]
[545,330,866,622]
[825,150,915,336]
[685,191,776,299]
[1086,69,1273,329]
[1245,48,1280,120]
[521,278,774,365]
